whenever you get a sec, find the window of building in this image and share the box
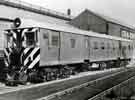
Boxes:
[70,38,76,48]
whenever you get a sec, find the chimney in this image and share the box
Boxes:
[67,9,71,16]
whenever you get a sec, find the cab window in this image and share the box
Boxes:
[25,31,37,47]
[5,33,13,48]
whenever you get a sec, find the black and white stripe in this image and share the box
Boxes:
[22,47,40,69]
[4,48,10,66]
[4,28,40,70]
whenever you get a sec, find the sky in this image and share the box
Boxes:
[22,0,135,26]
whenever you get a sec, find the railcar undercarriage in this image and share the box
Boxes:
[0,57,130,86]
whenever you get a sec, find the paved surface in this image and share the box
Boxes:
[0,68,123,100]
[38,67,135,100]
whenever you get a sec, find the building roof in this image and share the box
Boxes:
[85,9,135,30]
[0,0,73,21]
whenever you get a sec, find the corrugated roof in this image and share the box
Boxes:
[0,0,73,21]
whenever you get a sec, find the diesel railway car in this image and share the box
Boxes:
[3,18,133,83]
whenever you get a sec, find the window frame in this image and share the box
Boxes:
[84,39,89,48]
[93,41,98,50]
[24,31,36,47]
[101,42,105,50]
[70,38,76,48]
[49,30,60,48]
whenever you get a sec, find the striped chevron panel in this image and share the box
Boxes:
[4,48,10,66]
[4,47,25,66]
[22,47,40,69]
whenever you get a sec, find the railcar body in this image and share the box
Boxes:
[3,19,133,83]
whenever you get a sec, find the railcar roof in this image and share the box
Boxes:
[13,19,132,42]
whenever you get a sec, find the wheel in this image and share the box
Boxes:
[18,71,28,85]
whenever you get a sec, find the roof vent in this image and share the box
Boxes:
[67,9,71,16]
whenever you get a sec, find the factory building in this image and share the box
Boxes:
[0,0,134,42]
[0,0,72,24]
[69,9,135,40]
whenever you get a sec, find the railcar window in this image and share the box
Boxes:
[125,46,127,50]
[52,35,59,47]
[101,42,105,50]
[25,31,35,47]
[107,43,110,49]
[70,38,76,48]
[113,45,115,50]
[123,46,126,50]
[131,45,133,50]
[111,42,115,50]
[50,30,59,47]
[6,33,14,48]
[93,41,98,49]
[43,33,48,39]
[128,45,130,50]
[85,39,89,48]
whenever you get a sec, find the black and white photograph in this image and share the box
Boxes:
[0,0,135,100]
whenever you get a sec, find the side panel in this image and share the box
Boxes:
[89,37,119,62]
[114,40,120,59]
[60,32,85,64]
[126,42,132,59]
[83,36,90,59]
[129,42,133,58]
[40,28,60,66]
[106,40,119,60]
[90,37,105,61]
[121,41,129,59]
[106,39,112,60]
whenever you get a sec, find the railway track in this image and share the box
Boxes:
[0,68,125,100]
[37,67,135,100]
[88,75,135,100]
